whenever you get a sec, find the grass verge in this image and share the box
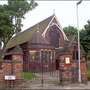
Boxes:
[87,69,90,81]
[22,72,36,80]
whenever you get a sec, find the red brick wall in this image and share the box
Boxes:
[0,69,4,83]
[0,54,23,86]
[12,55,23,80]
[59,53,87,83]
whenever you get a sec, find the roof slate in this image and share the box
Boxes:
[6,15,54,49]
[30,31,50,45]
[29,31,53,49]
[5,46,23,55]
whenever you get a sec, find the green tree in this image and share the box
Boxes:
[0,5,14,58]
[0,0,37,48]
[7,0,38,34]
[0,5,14,49]
[63,24,90,58]
[80,20,90,54]
[0,0,38,58]
[63,26,78,41]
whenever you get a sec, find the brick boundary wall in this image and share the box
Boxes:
[0,54,23,88]
[59,54,87,84]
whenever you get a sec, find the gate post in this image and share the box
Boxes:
[59,54,72,85]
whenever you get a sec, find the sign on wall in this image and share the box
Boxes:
[5,75,16,80]
[65,57,70,64]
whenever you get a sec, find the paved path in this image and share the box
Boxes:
[16,71,90,89]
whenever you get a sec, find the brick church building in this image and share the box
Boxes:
[4,14,87,82]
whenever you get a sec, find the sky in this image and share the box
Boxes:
[22,1,90,31]
[1,1,90,30]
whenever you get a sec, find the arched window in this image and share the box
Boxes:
[48,25,60,48]
[73,46,78,60]
[73,50,78,60]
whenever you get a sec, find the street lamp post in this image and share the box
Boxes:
[76,0,83,83]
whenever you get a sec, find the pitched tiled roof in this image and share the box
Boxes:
[6,15,54,49]
[30,31,50,45]
[5,46,23,55]
[29,31,53,49]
